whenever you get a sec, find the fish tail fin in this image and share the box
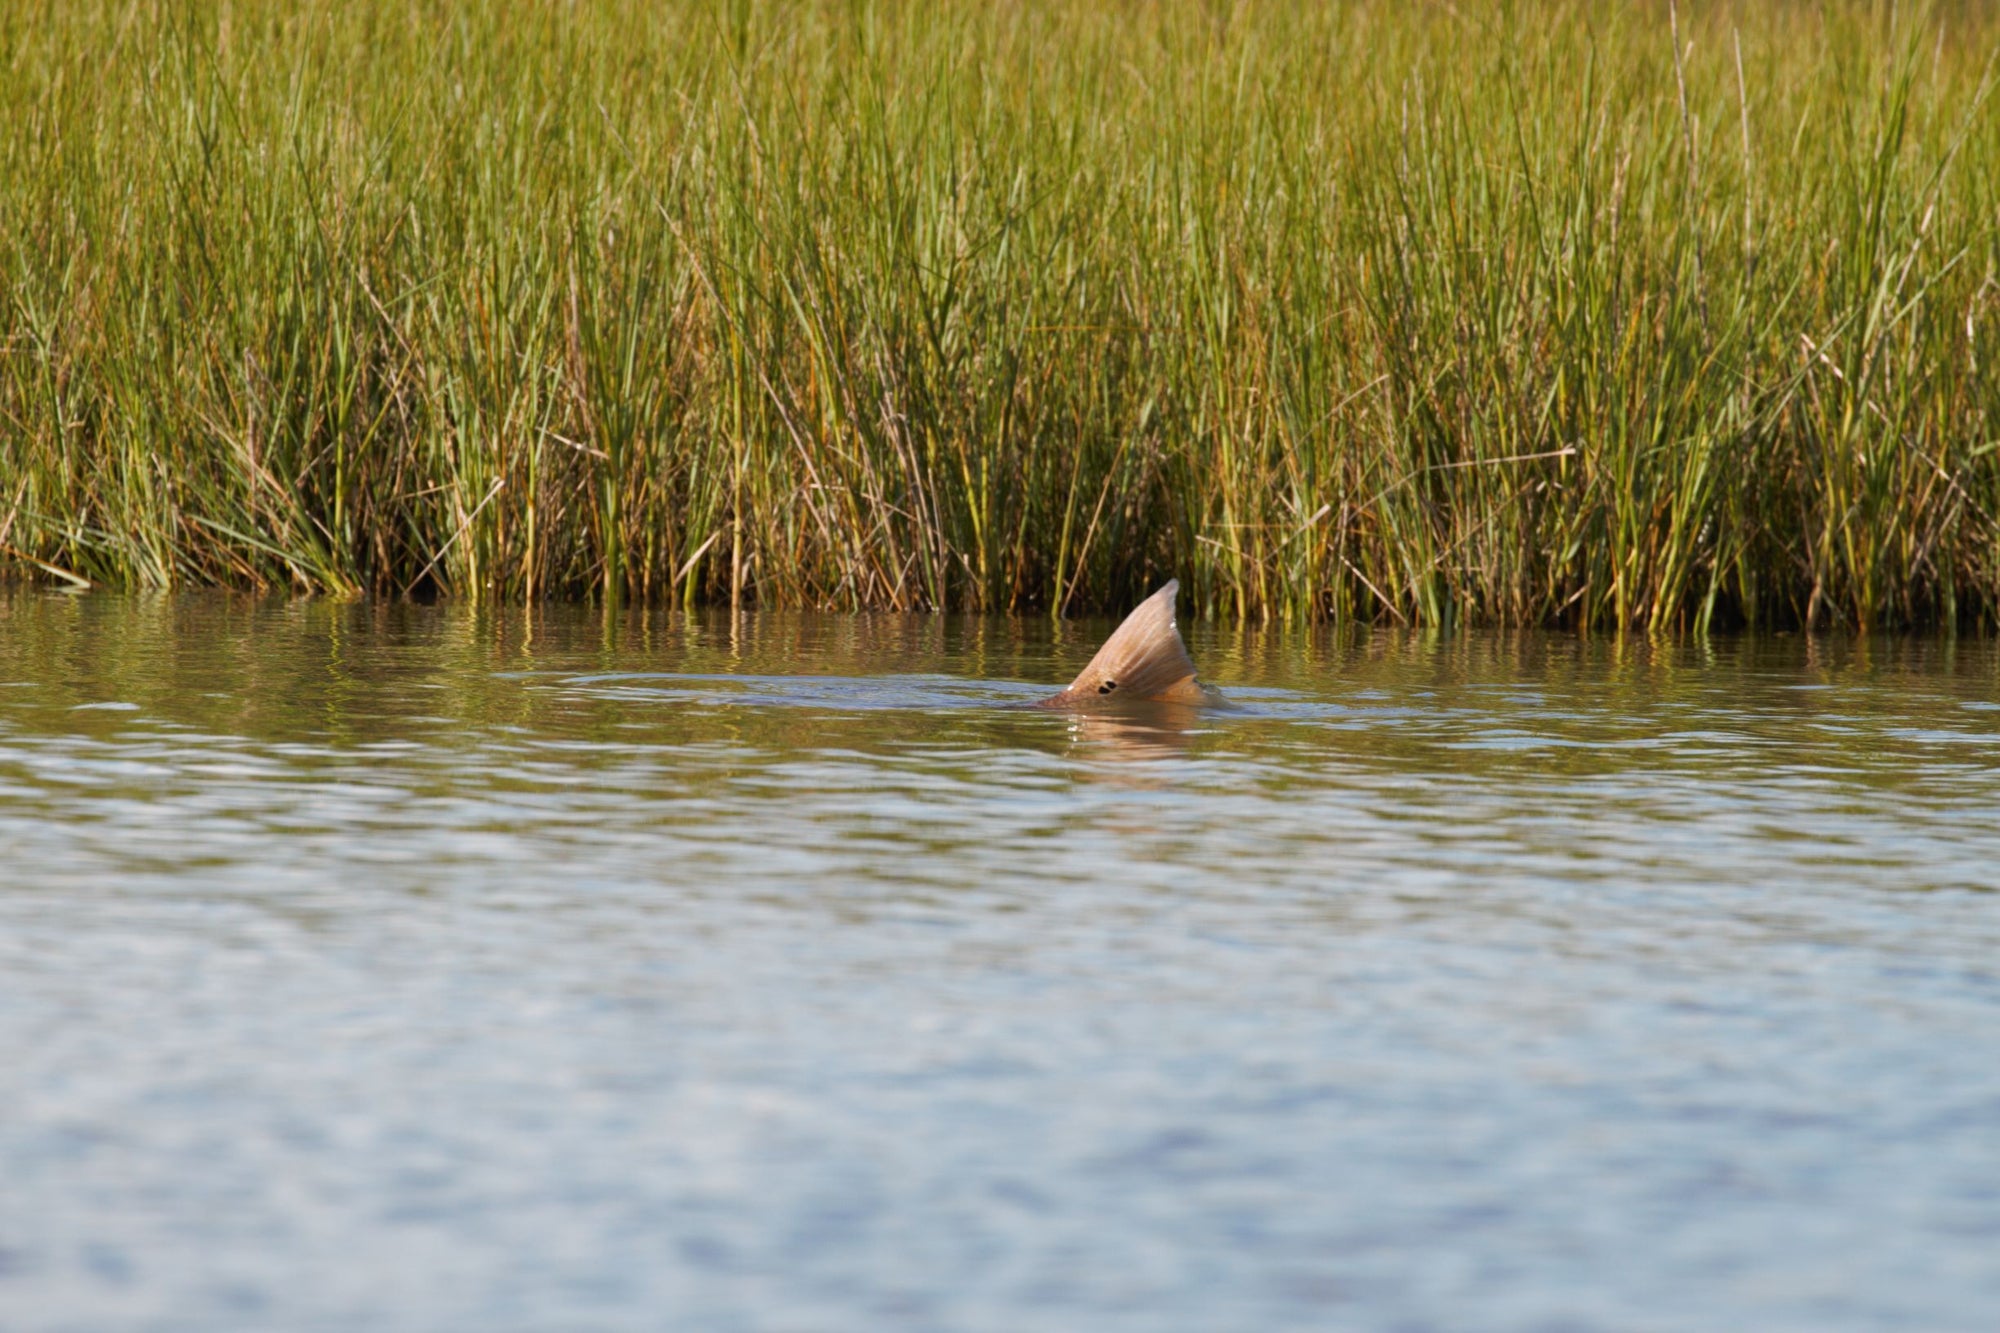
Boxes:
[1039,580,1221,707]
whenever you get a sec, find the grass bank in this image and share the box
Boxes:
[3,0,1997,628]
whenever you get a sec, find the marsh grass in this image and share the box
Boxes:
[2,0,1997,629]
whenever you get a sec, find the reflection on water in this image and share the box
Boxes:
[1,589,1997,1331]
[1064,704,1209,763]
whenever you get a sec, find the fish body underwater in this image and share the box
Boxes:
[1038,580,1225,709]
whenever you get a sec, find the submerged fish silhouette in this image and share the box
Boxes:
[1038,580,1224,708]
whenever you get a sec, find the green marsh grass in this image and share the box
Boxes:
[2,0,1997,628]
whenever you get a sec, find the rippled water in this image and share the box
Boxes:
[2,589,1997,1331]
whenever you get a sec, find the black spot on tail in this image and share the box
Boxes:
[1098,679,1117,694]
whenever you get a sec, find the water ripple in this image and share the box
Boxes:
[0,594,1995,1331]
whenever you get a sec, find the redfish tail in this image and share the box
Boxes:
[1038,579,1223,708]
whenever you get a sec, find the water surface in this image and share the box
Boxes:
[2,591,1997,1331]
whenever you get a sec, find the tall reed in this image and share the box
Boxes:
[2,0,1996,629]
